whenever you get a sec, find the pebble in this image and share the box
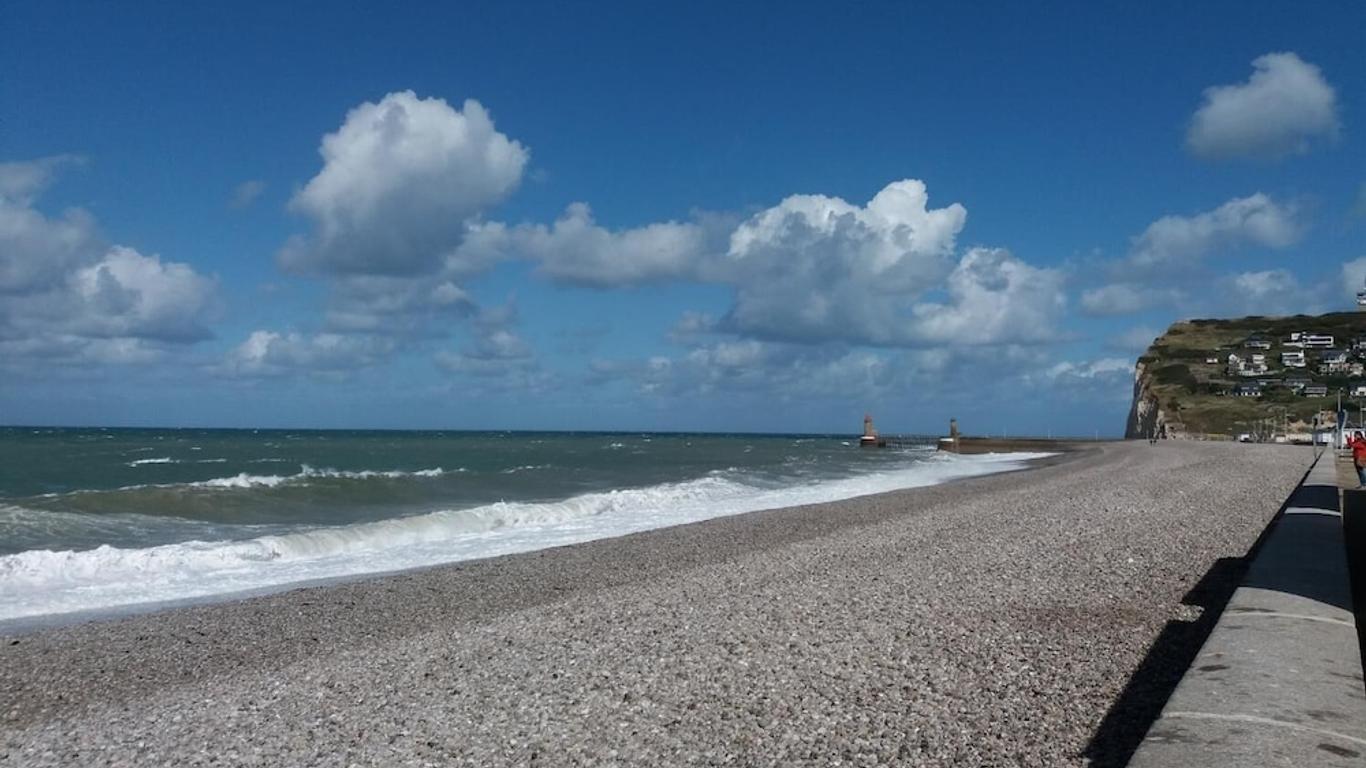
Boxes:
[0,442,1310,766]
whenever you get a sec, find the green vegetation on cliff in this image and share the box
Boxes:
[1136,312,1366,436]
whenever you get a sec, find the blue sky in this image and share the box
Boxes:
[2,1,1363,435]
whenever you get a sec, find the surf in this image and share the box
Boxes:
[0,451,1048,622]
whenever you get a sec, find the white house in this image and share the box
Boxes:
[1351,383,1366,397]
[1304,384,1329,397]
[1304,334,1335,349]
[1281,350,1306,368]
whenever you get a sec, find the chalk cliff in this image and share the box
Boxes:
[1123,312,1366,440]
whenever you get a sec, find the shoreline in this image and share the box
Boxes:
[2,441,1307,766]
[0,445,1075,634]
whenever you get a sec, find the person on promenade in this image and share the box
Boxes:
[1351,431,1366,488]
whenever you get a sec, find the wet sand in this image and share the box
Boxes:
[1,441,1311,766]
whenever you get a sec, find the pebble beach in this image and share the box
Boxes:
[1,441,1313,766]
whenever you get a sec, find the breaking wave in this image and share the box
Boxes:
[0,452,1050,622]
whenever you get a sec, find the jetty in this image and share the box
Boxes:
[856,414,937,449]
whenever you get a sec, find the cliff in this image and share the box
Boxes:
[1125,359,1172,439]
[1124,312,1366,440]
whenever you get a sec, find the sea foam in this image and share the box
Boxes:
[0,452,1049,622]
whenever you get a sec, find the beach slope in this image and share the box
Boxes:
[1,441,1312,766]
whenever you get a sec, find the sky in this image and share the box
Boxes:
[2,1,1364,435]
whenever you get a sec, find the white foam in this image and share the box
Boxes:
[0,452,1050,622]
[127,457,178,466]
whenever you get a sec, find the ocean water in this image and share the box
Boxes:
[0,427,1048,622]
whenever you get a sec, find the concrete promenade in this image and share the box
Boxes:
[1129,452,1366,766]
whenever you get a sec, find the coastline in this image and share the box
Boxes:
[1,441,1308,765]
[0,442,1065,628]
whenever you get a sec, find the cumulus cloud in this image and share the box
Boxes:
[221,331,395,377]
[1129,193,1300,267]
[715,180,968,344]
[467,179,1047,348]
[0,156,100,293]
[65,247,217,342]
[281,91,528,276]
[0,158,218,365]
[908,248,1066,345]
[523,203,709,286]
[1187,52,1340,161]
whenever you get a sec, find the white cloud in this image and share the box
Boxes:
[529,203,710,286]
[704,181,990,344]
[281,91,528,276]
[1187,52,1340,160]
[466,178,1049,348]
[1342,257,1366,298]
[451,203,710,287]
[221,331,394,377]
[66,247,218,342]
[1129,193,1300,267]
[0,158,219,364]
[229,180,267,209]
[323,275,474,336]
[717,180,967,344]
[908,248,1066,345]
[0,156,100,293]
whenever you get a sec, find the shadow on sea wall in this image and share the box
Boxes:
[1081,555,1250,767]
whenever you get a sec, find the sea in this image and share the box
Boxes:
[0,427,1048,624]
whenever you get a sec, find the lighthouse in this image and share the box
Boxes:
[860,413,885,448]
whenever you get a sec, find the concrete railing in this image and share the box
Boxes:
[1129,453,1366,765]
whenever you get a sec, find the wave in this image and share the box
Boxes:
[49,465,462,496]
[127,457,177,466]
[191,465,454,489]
[0,452,1050,622]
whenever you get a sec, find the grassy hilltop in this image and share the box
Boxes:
[1135,312,1366,437]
